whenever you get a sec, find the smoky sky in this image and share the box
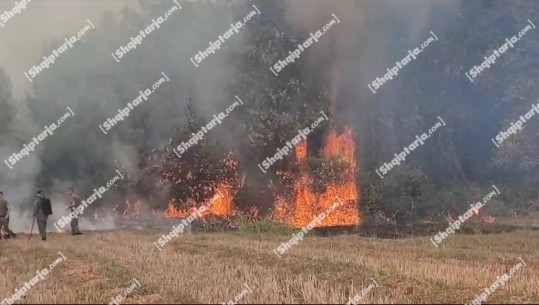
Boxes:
[2,0,537,231]
[0,0,460,230]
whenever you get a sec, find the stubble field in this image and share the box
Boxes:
[0,228,538,304]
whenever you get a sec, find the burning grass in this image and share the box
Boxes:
[0,227,538,303]
[163,183,234,219]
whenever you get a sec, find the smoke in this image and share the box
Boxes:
[281,0,461,122]
[0,0,140,98]
[0,0,253,232]
[4,0,505,231]
[0,0,137,232]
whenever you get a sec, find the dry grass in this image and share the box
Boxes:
[0,228,538,304]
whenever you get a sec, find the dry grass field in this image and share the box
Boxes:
[1,228,538,304]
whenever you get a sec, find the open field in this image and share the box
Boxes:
[1,228,538,304]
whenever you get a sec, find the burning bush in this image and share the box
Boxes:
[142,103,239,216]
[305,156,354,193]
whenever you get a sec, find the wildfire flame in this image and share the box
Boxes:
[274,126,361,228]
[446,206,495,224]
[84,128,361,228]
[165,183,234,219]
[248,206,260,219]
[123,200,141,220]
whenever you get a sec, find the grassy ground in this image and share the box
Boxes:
[0,228,538,304]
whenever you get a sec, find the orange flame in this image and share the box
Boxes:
[470,206,495,223]
[248,206,260,219]
[274,126,361,228]
[207,184,234,217]
[165,183,234,219]
[122,200,141,220]
[446,207,496,224]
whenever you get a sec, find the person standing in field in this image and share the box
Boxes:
[0,191,17,239]
[33,189,52,241]
[67,187,82,235]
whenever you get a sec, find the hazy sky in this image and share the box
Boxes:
[0,0,138,97]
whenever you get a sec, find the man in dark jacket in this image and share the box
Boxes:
[33,189,48,241]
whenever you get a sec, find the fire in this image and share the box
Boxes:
[274,126,361,228]
[482,216,495,223]
[446,208,496,224]
[165,201,196,219]
[123,200,141,220]
[207,184,234,217]
[323,126,357,168]
[248,206,260,219]
[165,183,235,219]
